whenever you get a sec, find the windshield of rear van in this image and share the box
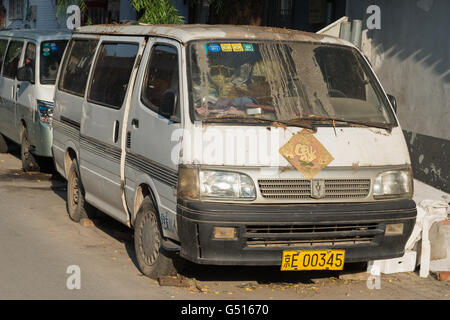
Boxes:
[188,40,396,126]
[40,40,68,84]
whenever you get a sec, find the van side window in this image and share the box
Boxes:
[0,39,8,73]
[88,42,139,109]
[141,45,180,118]
[23,42,36,84]
[40,40,68,85]
[3,40,23,79]
[59,39,98,97]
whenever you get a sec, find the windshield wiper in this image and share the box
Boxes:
[288,115,394,130]
[201,116,314,129]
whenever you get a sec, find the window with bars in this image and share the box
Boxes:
[8,0,23,20]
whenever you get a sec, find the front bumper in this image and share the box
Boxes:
[176,199,416,266]
[30,122,53,157]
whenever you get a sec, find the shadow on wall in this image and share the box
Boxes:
[348,0,449,83]
[347,0,449,193]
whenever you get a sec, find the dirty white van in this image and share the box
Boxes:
[52,25,416,279]
[0,30,69,171]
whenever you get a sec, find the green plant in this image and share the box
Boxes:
[130,0,184,24]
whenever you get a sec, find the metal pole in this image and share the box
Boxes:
[339,21,351,42]
[351,19,363,47]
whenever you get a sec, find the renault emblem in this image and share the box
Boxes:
[311,180,326,199]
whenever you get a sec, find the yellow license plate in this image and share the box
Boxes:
[281,250,345,271]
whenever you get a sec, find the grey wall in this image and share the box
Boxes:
[347,0,450,193]
[120,0,137,21]
[172,0,188,23]
[4,0,65,29]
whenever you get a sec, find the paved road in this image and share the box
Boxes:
[0,143,448,300]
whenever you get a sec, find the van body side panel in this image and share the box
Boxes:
[80,36,144,224]
[1,75,20,142]
[52,90,83,177]
[53,35,100,178]
[0,40,24,142]
[125,38,183,239]
[15,40,56,157]
[25,85,56,157]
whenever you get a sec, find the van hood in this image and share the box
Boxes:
[179,125,410,169]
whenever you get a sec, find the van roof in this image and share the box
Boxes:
[74,24,353,47]
[0,29,71,41]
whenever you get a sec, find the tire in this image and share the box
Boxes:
[0,133,8,153]
[67,160,93,222]
[21,129,40,172]
[134,196,178,279]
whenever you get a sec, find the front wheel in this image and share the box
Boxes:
[66,160,94,222]
[21,129,40,172]
[134,196,178,279]
[0,133,8,153]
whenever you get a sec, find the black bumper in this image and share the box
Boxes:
[176,199,417,266]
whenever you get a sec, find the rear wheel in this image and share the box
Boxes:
[0,133,8,153]
[134,196,178,279]
[67,160,95,222]
[21,129,40,172]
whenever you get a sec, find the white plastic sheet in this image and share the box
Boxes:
[368,200,449,277]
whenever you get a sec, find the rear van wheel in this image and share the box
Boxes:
[134,196,178,279]
[0,134,8,153]
[21,129,40,172]
[67,160,95,222]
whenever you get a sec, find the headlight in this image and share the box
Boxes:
[373,170,413,199]
[178,167,256,201]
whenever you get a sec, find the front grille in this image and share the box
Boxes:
[245,223,381,248]
[258,179,371,200]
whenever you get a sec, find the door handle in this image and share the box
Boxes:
[113,120,120,143]
[126,131,131,148]
[131,118,139,129]
[15,84,20,100]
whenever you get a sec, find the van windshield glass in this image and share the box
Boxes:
[40,40,68,84]
[188,41,396,126]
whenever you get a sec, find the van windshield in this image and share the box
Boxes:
[40,40,68,84]
[188,41,396,126]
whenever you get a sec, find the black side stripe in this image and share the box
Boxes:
[80,135,121,163]
[126,153,178,188]
[53,118,80,142]
[80,134,178,188]
[60,116,80,129]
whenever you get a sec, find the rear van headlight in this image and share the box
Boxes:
[37,100,54,124]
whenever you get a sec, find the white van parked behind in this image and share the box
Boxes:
[0,30,69,171]
[52,25,416,279]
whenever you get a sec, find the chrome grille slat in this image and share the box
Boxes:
[258,178,371,200]
[245,223,378,248]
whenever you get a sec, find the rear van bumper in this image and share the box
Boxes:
[176,199,417,266]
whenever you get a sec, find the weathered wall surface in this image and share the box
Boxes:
[347,0,450,193]
[4,0,65,29]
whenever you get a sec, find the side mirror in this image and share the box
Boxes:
[387,94,397,113]
[160,90,176,120]
[17,66,34,83]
